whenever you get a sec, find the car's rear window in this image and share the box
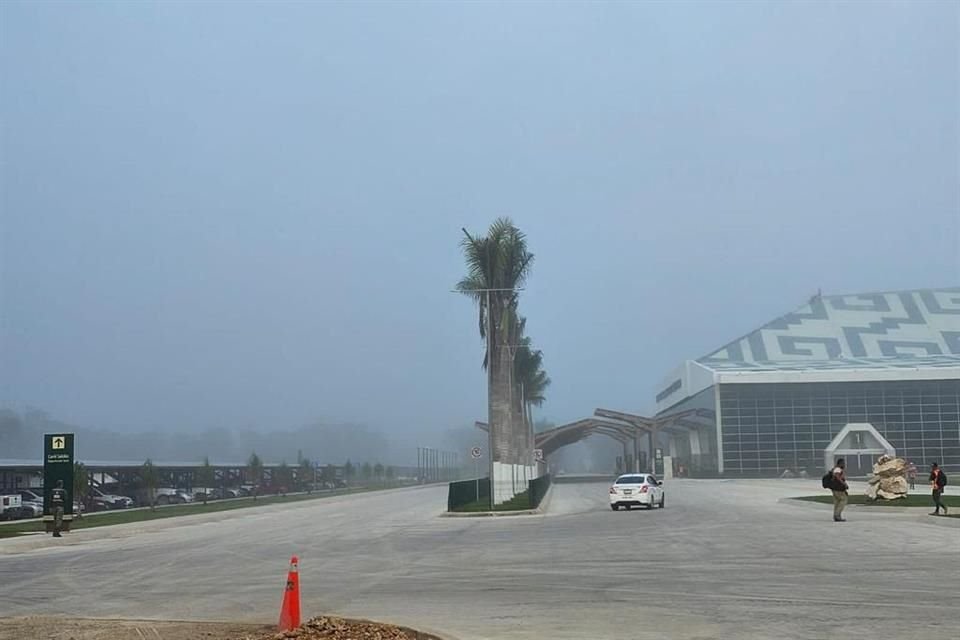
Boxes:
[615,476,646,485]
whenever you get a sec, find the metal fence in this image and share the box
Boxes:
[447,474,550,511]
[447,476,490,511]
[528,473,551,508]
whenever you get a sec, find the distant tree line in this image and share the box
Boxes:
[0,408,399,465]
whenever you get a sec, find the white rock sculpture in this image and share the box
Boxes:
[865,455,909,501]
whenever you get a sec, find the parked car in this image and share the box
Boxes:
[92,488,134,509]
[237,485,259,497]
[18,501,43,518]
[193,487,226,502]
[87,496,113,512]
[0,494,23,521]
[212,487,239,499]
[207,487,239,500]
[154,488,194,505]
[608,473,665,511]
[16,489,43,504]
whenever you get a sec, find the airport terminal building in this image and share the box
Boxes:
[656,288,960,477]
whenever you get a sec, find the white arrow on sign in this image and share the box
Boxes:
[52,437,65,450]
[470,447,482,459]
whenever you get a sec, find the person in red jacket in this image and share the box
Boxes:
[929,463,948,516]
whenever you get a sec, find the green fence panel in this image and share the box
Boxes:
[528,473,552,509]
[447,477,490,511]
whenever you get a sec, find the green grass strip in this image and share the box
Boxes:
[792,494,960,508]
[451,489,533,512]
[0,484,412,538]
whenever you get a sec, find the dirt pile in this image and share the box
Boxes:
[241,616,429,640]
[865,455,908,500]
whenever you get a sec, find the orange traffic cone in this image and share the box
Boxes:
[278,555,301,631]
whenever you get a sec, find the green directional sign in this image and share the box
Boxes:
[43,433,75,528]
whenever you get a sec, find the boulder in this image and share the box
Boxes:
[865,455,909,500]
[879,476,908,494]
[877,488,906,500]
[874,457,906,477]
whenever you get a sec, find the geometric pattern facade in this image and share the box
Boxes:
[700,288,960,370]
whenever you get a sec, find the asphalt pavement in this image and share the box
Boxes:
[0,480,957,640]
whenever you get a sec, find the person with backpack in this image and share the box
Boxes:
[929,463,948,516]
[826,458,848,522]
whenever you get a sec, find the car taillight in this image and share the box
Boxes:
[609,486,617,494]
[640,485,648,493]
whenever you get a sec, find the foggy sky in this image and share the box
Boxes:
[1,1,958,442]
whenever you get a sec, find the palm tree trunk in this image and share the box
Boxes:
[489,330,516,505]
[526,402,535,474]
[509,376,525,493]
[490,344,513,464]
[510,376,524,465]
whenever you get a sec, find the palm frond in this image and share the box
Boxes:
[459,219,536,372]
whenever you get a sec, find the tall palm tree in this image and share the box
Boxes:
[523,367,551,438]
[457,219,534,472]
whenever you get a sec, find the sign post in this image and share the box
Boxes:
[470,447,482,503]
[43,433,75,534]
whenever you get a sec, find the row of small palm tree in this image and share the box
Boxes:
[514,332,550,461]
[457,218,550,473]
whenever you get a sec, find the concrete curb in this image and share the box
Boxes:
[441,483,554,518]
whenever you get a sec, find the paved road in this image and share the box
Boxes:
[1,481,957,640]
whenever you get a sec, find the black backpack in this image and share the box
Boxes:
[821,471,834,490]
[940,471,948,486]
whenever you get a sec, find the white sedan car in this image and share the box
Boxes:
[609,473,664,510]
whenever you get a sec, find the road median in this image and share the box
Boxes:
[443,477,554,517]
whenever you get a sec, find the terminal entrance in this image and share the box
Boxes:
[824,423,896,477]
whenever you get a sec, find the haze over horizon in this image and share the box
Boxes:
[1,1,957,441]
